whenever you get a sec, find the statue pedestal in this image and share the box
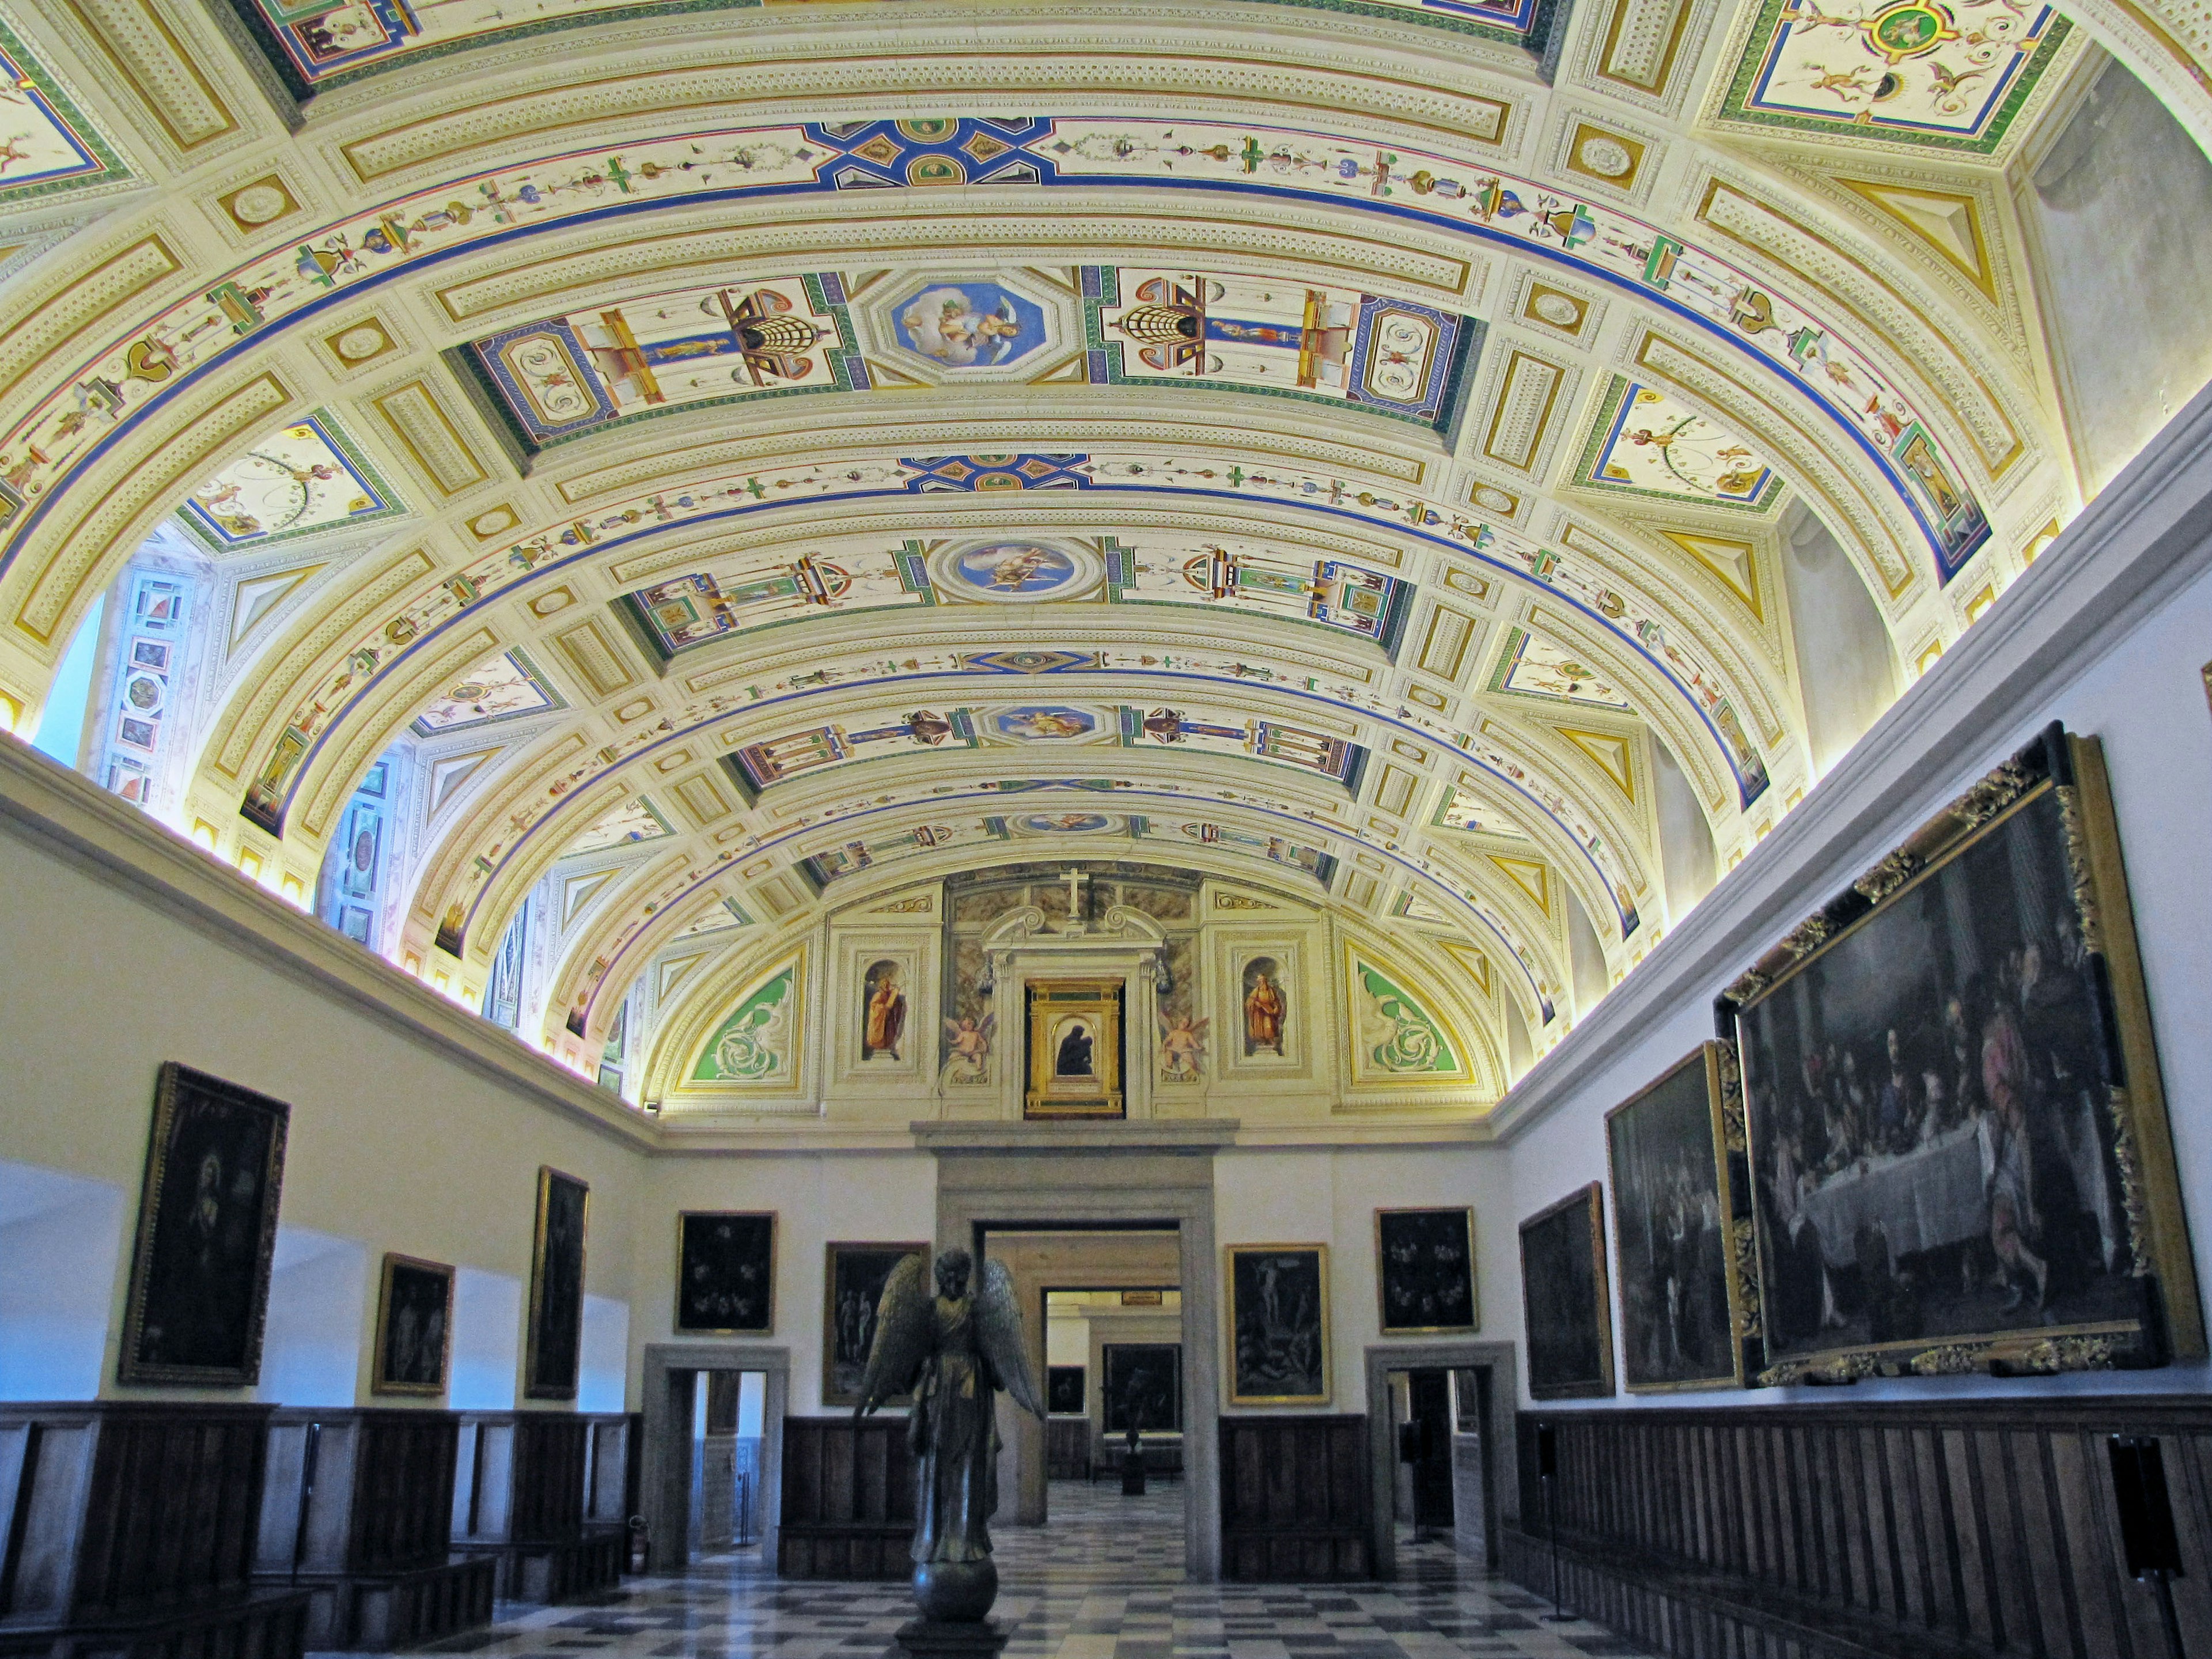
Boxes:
[893,1620,1012,1659]
[1121,1453,1147,1496]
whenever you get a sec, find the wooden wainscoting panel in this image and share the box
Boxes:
[1219,1415,1370,1581]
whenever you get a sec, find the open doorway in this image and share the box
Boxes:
[639,1343,790,1575]
[977,1227,1190,1580]
[1384,1366,1483,1565]
[690,1369,768,1561]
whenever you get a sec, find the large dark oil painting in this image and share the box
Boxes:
[1606,1046,1749,1392]
[1376,1206,1478,1334]
[1102,1342,1182,1433]
[823,1241,927,1405]
[1721,726,2201,1382]
[525,1166,589,1400]
[1227,1244,1329,1404]
[119,1064,289,1387]
[1519,1184,1614,1400]
[676,1211,776,1334]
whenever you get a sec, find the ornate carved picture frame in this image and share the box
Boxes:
[1717,724,2201,1384]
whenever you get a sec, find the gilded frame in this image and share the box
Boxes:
[1717,725,2203,1384]
[118,1062,290,1387]
[1024,976,1125,1118]
[821,1239,928,1406]
[370,1252,455,1397]
[524,1165,590,1401]
[1604,1044,1754,1393]
[1225,1242,1331,1406]
[1518,1183,1615,1401]
[1374,1206,1479,1335]
[674,1210,777,1336]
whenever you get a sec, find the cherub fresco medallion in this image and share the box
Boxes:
[891,282,1050,369]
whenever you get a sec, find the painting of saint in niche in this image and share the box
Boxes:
[525,1166,589,1400]
[1519,1185,1615,1400]
[1025,979,1124,1117]
[1103,1343,1183,1433]
[1047,1365,1086,1415]
[1606,1046,1748,1392]
[676,1211,776,1334]
[862,958,907,1062]
[1724,726,2200,1382]
[119,1063,290,1386]
[823,1241,927,1406]
[372,1254,453,1396]
[1376,1207,1478,1335]
[1241,956,1288,1056]
[1227,1244,1330,1404]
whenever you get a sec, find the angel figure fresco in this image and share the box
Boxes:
[899,287,1028,368]
[1159,1012,1209,1081]
[941,1012,995,1085]
[855,1249,1046,1623]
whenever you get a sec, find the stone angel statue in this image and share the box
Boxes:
[855,1247,1045,1624]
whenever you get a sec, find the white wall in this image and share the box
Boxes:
[0,783,643,1410]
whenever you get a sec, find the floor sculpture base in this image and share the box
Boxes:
[892,1619,1013,1659]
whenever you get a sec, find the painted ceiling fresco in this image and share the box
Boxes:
[609,531,1412,663]
[225,0,1560,93]
[176,415,402,552]
[464,265,1482,449]
[0,21,125,205]
[1718,0,2074,154]
[0,0,2124,1098]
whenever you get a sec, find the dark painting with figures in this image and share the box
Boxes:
[120,1064,289,1386]
[1376,1207,1478,1334]
[1227,1244,1329,1403]
[823,1241,927,1405]
[1722,727,2202,1382]
[373,1253,453,1395]
[1519,1185,1614,1399]
[1606,1046,1749,1392]
[525,1166,589,1400]
[677,1211,776,1334]
[1047,1365,1086,1415]
[1103,1343,1183,1433]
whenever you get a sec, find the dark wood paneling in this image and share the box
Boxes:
[778,1418,914,1580]
[1219,1415,1370,1581]
[349,1412,459,1571]
[1046,1419,1092,1480]
[508,1417,588,1543]
[1509,1397,2212,1659]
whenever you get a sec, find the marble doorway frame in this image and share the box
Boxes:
[640,1342,790,1575]
[920,1119,1236,1581]
[1363,1339,1521,1578]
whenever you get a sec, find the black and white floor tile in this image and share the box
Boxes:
[414,1483,1648,1659]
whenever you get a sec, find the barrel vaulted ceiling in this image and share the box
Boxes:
[0,0,2192,1108]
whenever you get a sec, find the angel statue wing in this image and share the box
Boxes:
[975,1256,1048,1419]
[854,1252,933,1417]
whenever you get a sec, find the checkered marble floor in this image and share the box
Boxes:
[412,1483,1649,1659]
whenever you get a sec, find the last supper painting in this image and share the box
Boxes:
[1721,725,2199,1383]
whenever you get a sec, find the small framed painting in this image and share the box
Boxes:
[1226,1243,1330,1405]
[823,1240,929,1406]
[1375,1206,1478,1334]
[372,1253,454,1396]
[1047,1365,1087,1415]
[119,1063,290,1387]
[1518,1184,1615,1400]
[676,1211,776,1335]
[1024,978,1125,1118]
[524,1166,589,1401]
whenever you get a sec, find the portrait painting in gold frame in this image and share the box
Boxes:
[1024,978,1125,1118]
